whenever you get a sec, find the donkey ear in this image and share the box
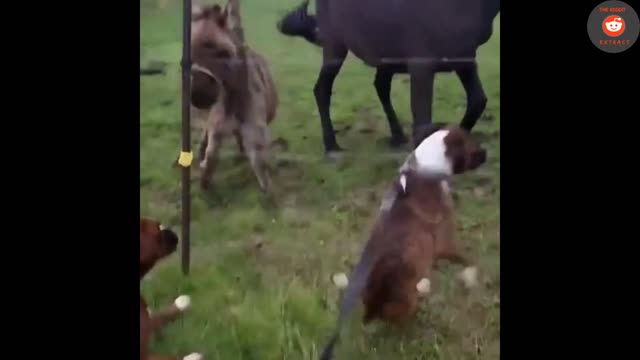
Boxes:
[222,0,242,31]
[191,2,202,16]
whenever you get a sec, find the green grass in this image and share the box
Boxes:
[140,0,500,359]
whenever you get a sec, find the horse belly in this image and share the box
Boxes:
[331,0,493,62]
[339,21,409,67]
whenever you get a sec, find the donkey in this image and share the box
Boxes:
[277,0,500,158]
[191,0,279,193]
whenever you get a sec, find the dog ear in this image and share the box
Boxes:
[444,128,486,174]
[140,218,160,271]
[442,129,468,174]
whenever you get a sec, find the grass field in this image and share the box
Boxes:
[140,1,500,359]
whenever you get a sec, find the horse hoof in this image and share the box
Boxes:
[326,150,344,162]
[389,134,408,148]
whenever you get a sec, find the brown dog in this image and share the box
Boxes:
[140,218,202,360]
[320,125,487,360]
[190,0,279,193]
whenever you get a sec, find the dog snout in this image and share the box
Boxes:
[160,228,179,249]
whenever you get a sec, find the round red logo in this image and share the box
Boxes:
[602,15,626,36]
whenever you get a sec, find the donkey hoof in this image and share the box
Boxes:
[200,177,212,191]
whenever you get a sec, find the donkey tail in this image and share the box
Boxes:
[277,0,321,46]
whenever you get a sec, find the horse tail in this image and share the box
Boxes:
[277,1,321,46]
[319,244,378,360]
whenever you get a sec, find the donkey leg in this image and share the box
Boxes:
[374,66,408,147]
[313,45,348,157]
[456,63,487,132]
[241,121,273,194]
[232,130,246,164]
[199,129,224,191]
[408,64,436,147]
[199,105,229,190]
[197,128,208,163]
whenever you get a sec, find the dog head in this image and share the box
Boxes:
[401,124,487,180]
[140,217,179,278]
[191,1,247,109]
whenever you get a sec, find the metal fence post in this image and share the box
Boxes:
[179,0,193,276]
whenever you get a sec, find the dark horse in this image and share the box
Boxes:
[278,0,500,157]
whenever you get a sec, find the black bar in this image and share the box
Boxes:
[180,0,192,275]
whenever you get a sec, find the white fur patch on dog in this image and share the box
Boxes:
[459,267,478,288]
[440,180,450,194]
[183,353,203,360]
[416,278,431,295]
[332,273,349,289]
[174,295,192,311]
[399,174,407,193]
[159,224,166,230]
[413,130,453,177]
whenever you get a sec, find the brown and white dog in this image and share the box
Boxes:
[320,125,487,360]
[140,218,202,360]
[190,0,279,193]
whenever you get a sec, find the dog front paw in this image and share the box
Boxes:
[416,278,431,295]
[331,272,349,289]
[459,266,478,288]
[174,295,192,311]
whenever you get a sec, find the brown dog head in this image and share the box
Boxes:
[400,124,487,180]
[190,1,245,110]
[140,217,179,278]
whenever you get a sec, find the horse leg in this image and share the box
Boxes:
[313,45,348,158]
[456,63,487,132]
[408,64,436,147]
[374,66,408,147]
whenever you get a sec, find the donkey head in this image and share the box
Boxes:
[191,0,243,59]
[190,0,246,109]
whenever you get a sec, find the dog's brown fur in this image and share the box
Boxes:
[361,126,486,324]
[190,0,279,193]
[140,218,197,360]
